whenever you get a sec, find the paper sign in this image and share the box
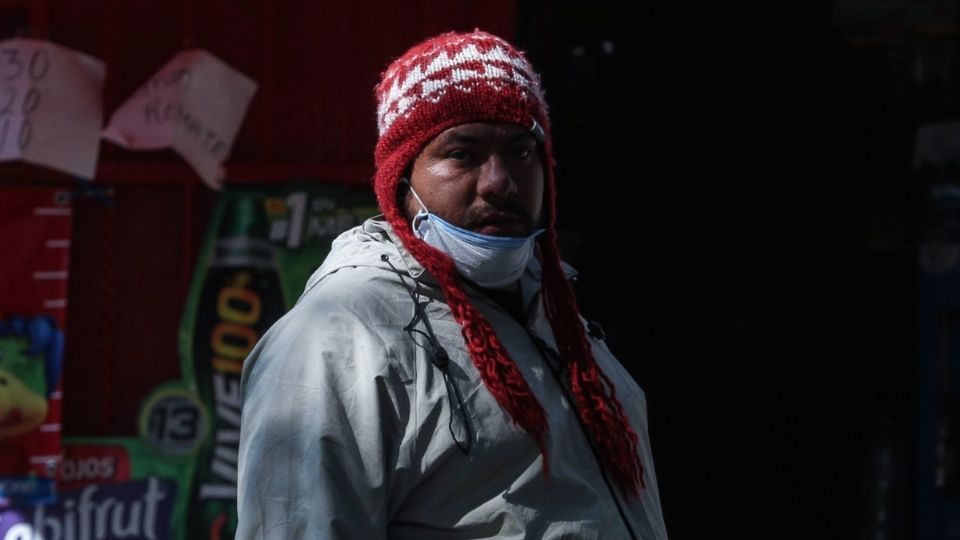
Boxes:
[0,39,105,178]
[103,49,257,190]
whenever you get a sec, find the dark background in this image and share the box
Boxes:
[0,1,938,538]
[522,2,919,538]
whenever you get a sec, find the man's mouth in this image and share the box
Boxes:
[471,210,532,237]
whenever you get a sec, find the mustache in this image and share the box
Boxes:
[462,204,536,231]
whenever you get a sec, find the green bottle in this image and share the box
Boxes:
[185,193,285,539]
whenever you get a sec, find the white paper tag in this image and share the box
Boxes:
[0,39,106,179]
[103,49,257,190]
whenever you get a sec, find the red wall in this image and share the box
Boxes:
[0,0,514,436]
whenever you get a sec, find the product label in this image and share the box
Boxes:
[0,187,72,505]
[58,445,131,491]
[0,477,175,540]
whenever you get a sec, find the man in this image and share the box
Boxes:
[237,30,668,539]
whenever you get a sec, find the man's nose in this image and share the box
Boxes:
[477,152,517,201]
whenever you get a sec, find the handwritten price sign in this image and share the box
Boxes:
[103,49,257,190]
[0,47,47,152]
[0,39,105,178]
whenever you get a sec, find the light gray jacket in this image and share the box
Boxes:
[237,216,669,539]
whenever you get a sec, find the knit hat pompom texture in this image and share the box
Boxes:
[373,30,645,496]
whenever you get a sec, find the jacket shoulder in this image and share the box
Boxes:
[298,264,413,326]
[243,264,418,387]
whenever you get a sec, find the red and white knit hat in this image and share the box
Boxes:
[373,30,645,496]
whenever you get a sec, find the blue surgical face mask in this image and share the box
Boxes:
[405,182,543,288]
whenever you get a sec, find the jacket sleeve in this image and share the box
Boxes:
[235,301,413,540]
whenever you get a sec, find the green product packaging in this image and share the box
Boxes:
[178,184,377,538]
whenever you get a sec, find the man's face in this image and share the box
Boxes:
[404,122,544,237]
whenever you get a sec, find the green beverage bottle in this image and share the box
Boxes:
[183,192,286,539]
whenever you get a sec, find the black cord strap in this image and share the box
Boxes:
[381,255,474,453]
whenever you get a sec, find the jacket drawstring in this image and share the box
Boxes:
[381,254,474,454]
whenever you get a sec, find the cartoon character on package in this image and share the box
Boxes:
[0,315,64,479]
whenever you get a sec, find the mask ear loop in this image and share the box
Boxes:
[402,178,431,233]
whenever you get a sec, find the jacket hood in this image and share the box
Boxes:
[304,216,425,292]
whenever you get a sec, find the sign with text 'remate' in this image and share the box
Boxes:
[102,49,258,190]
[0,39,105,178]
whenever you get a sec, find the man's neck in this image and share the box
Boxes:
[470,280,525,323]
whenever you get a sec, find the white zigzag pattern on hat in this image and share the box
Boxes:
[377,42,541,135]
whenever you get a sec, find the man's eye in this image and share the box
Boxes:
[513,146,534,160]
[448,149,473,161]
